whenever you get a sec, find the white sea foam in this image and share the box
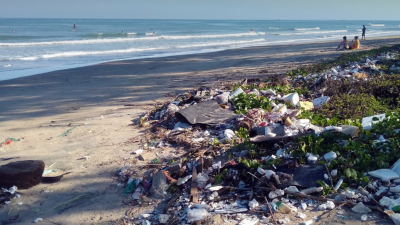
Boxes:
[257,32,266,35]
[159,32,258,40]
[0,37,158,47]
[5,47,169,61]
[0,32,261,47]
[127,32,137,35]
[3,39,267,61]
[278,30,348,35]
[268,27,280,30]
[294,27,320,31]
[176,39,265,48]
[369,23,385,27]
[2,64,11,67]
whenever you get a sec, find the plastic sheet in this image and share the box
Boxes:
[175,100,239,125]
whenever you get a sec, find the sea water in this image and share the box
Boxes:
[1,19,400,80]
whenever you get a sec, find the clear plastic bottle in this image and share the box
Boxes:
[276,201,292,214]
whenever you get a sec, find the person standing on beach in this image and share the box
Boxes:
[362,25,366,40]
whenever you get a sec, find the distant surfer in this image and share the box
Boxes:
[251,28,253,32]
[121,30,124,34]
[73,24,76,31]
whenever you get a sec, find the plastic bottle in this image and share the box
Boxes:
[276,201,292,214]
[392,205,400,213]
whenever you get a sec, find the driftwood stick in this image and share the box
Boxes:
[324,164,337,193]
[262,193,277,225]
[254,186,273,192]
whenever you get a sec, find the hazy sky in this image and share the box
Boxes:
[2,0,400,20]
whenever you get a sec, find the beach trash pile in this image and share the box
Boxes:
[115,49,400,224]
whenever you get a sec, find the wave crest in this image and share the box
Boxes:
[294,27,320,31]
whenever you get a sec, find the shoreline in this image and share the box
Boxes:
[1,34,400,82]
[0,35,399,224]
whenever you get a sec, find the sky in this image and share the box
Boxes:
[1,0,400,20]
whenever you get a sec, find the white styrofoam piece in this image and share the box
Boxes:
[313,96,330,108]
[361,113,386,130]
[368,169,399,181]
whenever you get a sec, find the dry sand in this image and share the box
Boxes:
[1,36,400,225]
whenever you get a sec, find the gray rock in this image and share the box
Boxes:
[149,171,168,199]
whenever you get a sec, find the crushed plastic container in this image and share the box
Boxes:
[313,96,330,108]
[229,87,244,99]
[282,92,299,106]
[324,151,337,161]
[187,208,209,222]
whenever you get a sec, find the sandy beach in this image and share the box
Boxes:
[1,35,400,225]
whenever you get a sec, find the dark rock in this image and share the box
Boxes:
[0,160,45,189]
[149,171,168,199]
[168,159,182,173]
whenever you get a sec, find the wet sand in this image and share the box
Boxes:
[0,35,399,224]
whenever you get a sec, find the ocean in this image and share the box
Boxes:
[1,19,400,80]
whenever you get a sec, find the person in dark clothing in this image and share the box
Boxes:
[336,36,349,50]
[362,25,366,40]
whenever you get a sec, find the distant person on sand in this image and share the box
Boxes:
[351,36,360,49]
[362,25,366,40]
[336,36,349,50]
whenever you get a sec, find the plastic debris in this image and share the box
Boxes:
[282,92,299,106]
[324,151,337,161]
[299,101,314,111]
[177,175,192,185]
[312,96,330,108]
[318,201,335,210]
[174,121,191,130]
[361,113,386,130]
[248,198,259,209]
[297,212,306,219]
[352,202,372,214]
[361,214,368,221]
[300,220,313,225]
[276,201,292,214]
[159,214,169,223]
[239,218,259,225]
[187,208,209,222]
[33,218,43,223]
[368,169,399,181]
[229,87,244,98]
[134,149,144,155]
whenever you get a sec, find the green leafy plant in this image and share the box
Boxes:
[232,93,271,114]
[235,127,249,142]
[214,169,228,184]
